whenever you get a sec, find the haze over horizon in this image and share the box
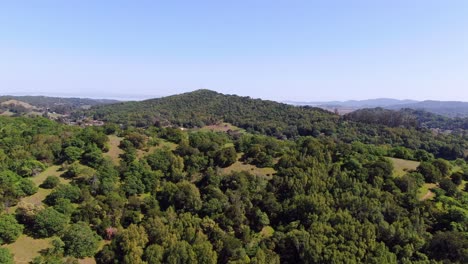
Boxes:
[1,1,468,101]
[3,89,468,104]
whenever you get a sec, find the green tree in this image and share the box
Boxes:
[165,240,197,264]
[214,146,237,168]
[439,178,458,197]
[417,162,442,183]
[144,244,164,264]
[45,184,81,205]
[450,172,463,185]
[40,176,60,189]
[432,159,451,177]
[34,207,68,237]
[63,146,84,163]
[62,222,100,258]
[0,248,14,264]
[118,224,149,264]
[0,214,24,244]
[18,178,38,196]
[427,231,468,263]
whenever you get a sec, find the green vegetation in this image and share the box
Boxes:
[62,222,100,258]
[0,248,14,264]
[0,91,467,263]
[0,214,23,244]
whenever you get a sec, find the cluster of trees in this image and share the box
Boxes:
[90,89,338,138]
[90,90,467,162]
[0,92,467,263]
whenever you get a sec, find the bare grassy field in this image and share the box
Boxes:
[388,157,420,177]
[219,154,276,179]
[104,135,124,164]
[10,165,69,212]
[198,122,245,133]
[137,139,178,158]
[2,235,52,264]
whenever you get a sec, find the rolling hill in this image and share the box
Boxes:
[387,100,468,118]
[89,89,338,137]
[288,98,468,118]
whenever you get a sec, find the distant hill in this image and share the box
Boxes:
[89,89,338,137]
[285,98,418,107]
[386,100,468,118]
[344,107,468,130]
[0,95,119,115]
[287,98,468,118]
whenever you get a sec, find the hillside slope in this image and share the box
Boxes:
[90,89,338,136]
[387,100,468,117]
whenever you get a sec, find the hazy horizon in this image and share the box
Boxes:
[3,89,468,104]
[1,1,468,101]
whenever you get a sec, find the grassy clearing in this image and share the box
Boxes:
[219,154,276,179]
[198,122,245,133]
[31,165,65,186]
[2,235,52,264]
[219,161,276,179]
[104,135,124,164]
[418,183,437,201]
[78,258,97,264]
[387,157,420,177]
[459,180,467,191]
[137,139,178,158]
[10,166,69,212]
[387,158,437,201]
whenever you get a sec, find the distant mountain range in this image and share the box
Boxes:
[285,98,468,118]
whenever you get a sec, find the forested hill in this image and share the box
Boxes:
[90,89,338,136]
[0,94,467,263]
[88,90,467,160]
[387,100,468,118]
[344,107,468,130]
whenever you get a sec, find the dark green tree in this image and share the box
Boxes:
[62,222,100,258]
[0,214,24,244]
[34,207,68,237]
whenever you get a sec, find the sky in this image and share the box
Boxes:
[1,0,468,101]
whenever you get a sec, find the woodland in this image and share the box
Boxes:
[0,90,467,263]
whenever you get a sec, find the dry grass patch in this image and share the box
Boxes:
[387,157,420,177]
[418,183,437,201]
[10,165,69,211]
[2,235,51,264]
[137,139,178,158]
[30,165,64,186]
[104,135,124,164]
[219,161,276,179]
[219,154,276,179]
[199,122,244,133]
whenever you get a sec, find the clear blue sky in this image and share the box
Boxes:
[1,0,468,101]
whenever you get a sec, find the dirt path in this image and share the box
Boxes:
[420,190,435,201]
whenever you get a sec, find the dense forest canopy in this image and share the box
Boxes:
[0,90,467,263]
